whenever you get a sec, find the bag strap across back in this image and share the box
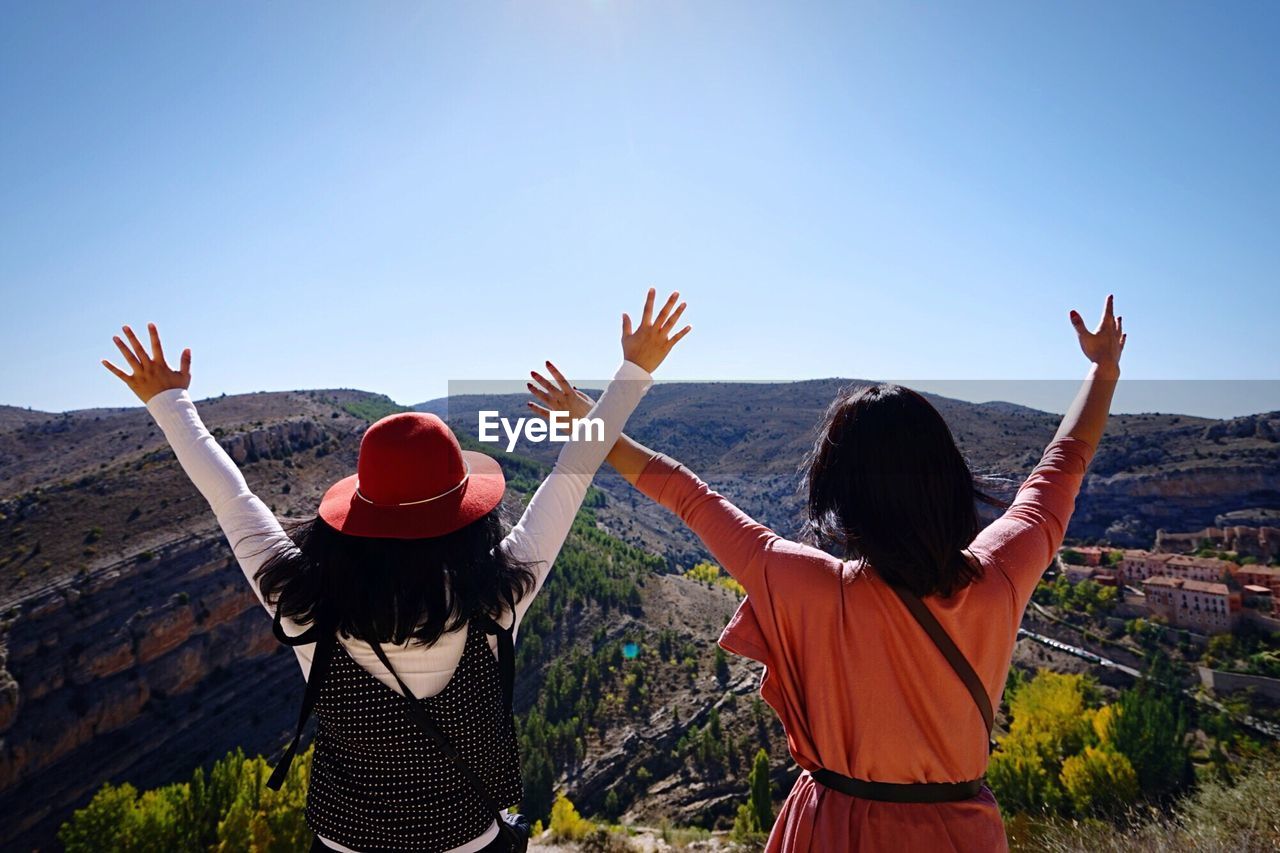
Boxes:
[368,615,519,845]
[267,607,337,790]
[265,609,517,797]
[811,570,997,804]
[885,581,995,746]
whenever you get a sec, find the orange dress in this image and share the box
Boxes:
[634,437,1096,852]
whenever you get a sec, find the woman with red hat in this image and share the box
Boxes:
[102,289,690,853]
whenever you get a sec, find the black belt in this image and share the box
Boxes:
[811,769,983,804]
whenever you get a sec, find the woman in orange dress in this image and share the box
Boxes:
[531,297,1125,851]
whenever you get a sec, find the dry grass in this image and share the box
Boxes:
[1011,757,1280,853]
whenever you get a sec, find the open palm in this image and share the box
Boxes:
[102,323,192,404]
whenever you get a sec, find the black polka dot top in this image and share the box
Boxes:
[305,618,523,852]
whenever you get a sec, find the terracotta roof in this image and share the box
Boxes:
[1141,576,1231,595]
[1166,555,1235,570]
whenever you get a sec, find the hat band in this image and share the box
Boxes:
[354,462,471,507]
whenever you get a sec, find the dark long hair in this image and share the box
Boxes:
[802,383,984,598]
[253,506,537,646]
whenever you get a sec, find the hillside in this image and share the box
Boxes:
[0,405,54,434]
[0,389,787,849]
[2,380,1278,849]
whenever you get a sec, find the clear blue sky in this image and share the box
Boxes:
[2,2,1277,417]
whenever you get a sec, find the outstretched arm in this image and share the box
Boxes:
[503,289,692,631]
[530,370,779,596]
[971,296,1127,606]
[1054,294,1125,448]
[103,324,292,613]
[526,299,779,592]
[617,435,780,596]
[605,433,657,486]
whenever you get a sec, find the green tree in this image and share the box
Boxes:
[603,788,622,820]
[748,748,774,833]
[59,783,142,853]
[214,749,311,852]
[714,646,731,686]
[731,803,760,841]
[520,739,556,824]
[1109,665,1192,803]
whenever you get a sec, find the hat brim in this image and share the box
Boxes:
[317,450,506,540]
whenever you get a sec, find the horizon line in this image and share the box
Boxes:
[7,376,1280,421]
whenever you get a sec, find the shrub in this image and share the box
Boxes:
[1060,746,1139,818]
[684,561,745,597]
[548,793,595,841]
[59,747,312,853]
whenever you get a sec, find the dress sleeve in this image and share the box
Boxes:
[633,454,780,596]
[501,360,653,633]
[968,436,1096,609]
[145,388,294,614]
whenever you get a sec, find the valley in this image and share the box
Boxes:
[1,379,1277,849]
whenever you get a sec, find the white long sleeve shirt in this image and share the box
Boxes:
[145,360,652,853]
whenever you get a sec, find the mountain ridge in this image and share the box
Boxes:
[413,380,1280,561]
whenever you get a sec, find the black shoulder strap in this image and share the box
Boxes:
[886,581,995,751]
[476,613,516,712]
[368,616,518,841]
[267,607,336,790]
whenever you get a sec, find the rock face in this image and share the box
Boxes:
[0,389,378,850]
[1076,465,1280,546]
[0,650,18,734]
[1156,525,1279,563]
[0,535,295,846]
[1204,413,1280,443]
[218,419,328,465]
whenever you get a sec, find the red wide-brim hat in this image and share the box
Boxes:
[317,412,506,540]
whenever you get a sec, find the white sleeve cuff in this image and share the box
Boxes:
[615,360,654,386]
[145,387,194,423]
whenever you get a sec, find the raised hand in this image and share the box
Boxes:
[1069,295,1126,374]
[527,360,596,423]
[621,288,691,373]
[101,323,192,404]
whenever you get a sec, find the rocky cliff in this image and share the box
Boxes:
[0,534,295,843]
[0,389,379,849]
